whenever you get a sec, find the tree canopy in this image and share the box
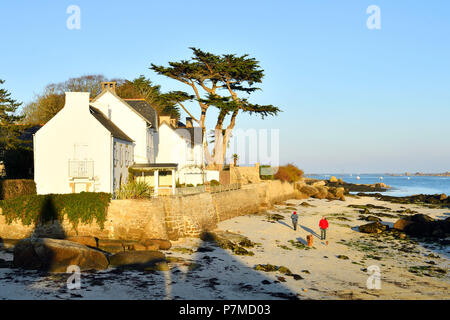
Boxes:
[0,79,24,150]
[21,74,180,124]
[151,47,280,168]
[116,76,180,119]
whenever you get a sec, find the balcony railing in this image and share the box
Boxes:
[69,160,94,179]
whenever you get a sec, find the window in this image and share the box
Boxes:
[120,144,123,167]
[125,145,130,166]
[114,142,118,166]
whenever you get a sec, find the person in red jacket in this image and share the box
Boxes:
[319,217,329,240]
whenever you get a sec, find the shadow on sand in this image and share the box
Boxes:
[300,225,321,239]
[162,232,300,300]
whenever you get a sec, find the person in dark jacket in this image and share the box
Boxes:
[291,211,299,230]
[319,217,329,240]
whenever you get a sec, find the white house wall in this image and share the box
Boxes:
[155,123,205,185]
[91,92,152,164]
[34,92,113,194]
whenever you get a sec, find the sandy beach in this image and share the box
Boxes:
[0,195,448,300]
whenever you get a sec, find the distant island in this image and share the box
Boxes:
[389,172,450,177]
[306,172,450,177]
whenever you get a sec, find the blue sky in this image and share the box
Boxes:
[1,0,449,173]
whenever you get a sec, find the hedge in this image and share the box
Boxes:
[0,179,36,200]
[0,192,111,230]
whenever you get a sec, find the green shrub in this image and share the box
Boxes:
[274,164,304,183]
[115,181,153,199]
[0,179,36,200]
[210,179,220,186]
[0,192,111,230]
[128,167,135,181]
[186,183,194,187]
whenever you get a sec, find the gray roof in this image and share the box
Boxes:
[124,99,158,128]
[175,127,203,145]
[89,106,134,142]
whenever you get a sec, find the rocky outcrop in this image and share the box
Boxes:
[364,216,382,222]
[361,193,450,208]
[393,215,450,238]
[296,184,345,201]
[13,238,109,272]
[358,222,388,234]
[108,250,166,269]
[65,236,98,247]
[298,185,319,197]
[141,239,172,250]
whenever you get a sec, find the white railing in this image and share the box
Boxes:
[68,160,94,179]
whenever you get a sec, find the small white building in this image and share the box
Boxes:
[34,92,134,194]
[156,116,205,186]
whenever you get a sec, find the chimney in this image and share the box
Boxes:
[64,92,90,114]
[186,117,193,128]
[101,81,117,93]
[159,115,171,126]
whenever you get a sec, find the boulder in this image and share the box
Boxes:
[365,216,382,222]
[358,222,387,234]
[65,236,98,248]
[97,239,126,254]
[313,186,329,199]
[410,214,435,223]
[328,187,345,200]
[299,185,319,197]
[405,222,433,237]
[141,239,172,250]
[329,176,338,183]
[109,250,165,269]
[393,215,449,238]
[312,180,326,187]
[13,238,109,272]
[393,218,413,231]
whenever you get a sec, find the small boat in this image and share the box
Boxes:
[356,176,360,180]
[407,177,411,180]
[379,177,384,180]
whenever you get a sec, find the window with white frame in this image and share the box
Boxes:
[114,142,118,166]
[120,144,123,167]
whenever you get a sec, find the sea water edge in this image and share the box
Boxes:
[305,174,450,197]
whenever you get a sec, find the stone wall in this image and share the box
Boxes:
[230,163,261,185]
[0,180,296,241]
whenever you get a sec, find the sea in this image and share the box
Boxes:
[305,174,450,197]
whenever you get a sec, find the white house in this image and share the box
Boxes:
[155,117,204,185]
[90,82,206,189]
[34,82,207,196]
[34,92,134,195]
[90,82,157,165]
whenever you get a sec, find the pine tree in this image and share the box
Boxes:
[0,79,23,154]
[151,48,280,169]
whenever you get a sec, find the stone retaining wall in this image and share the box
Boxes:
[0,180,296,241]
